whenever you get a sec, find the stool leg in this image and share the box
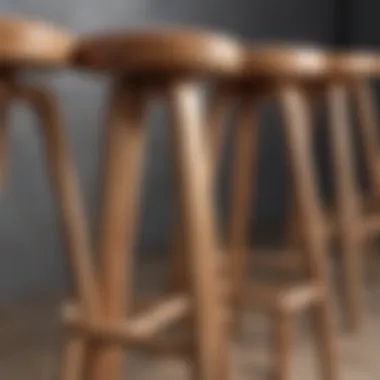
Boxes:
[226,94,258,330]
[167,88,232,293]
[167,81,230,380]
[85,83,147,380]
[18,86,100,380]
[273,310,293,380]
[326,84,364,331]
[353,80,380,210]
[278,85,339,380]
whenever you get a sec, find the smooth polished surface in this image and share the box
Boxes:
[332,51,380,78]
[0,15,73,67]
[72,28,243,76]
[241,45,331,79]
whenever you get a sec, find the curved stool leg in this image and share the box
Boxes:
[326,84,364,331]
[279,84,339,380]
[14,85,100,380]
[167,81,230,380]
[85,83,147,380]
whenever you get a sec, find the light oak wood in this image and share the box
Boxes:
[0,15,73,67]
[326,84,364,331]
[226,93,258,327]
[84,83,147,380]
[273,310,293,380]
[279,85,338,380]
[73,28,243,76]
[242,46,330,80]
[10,85,100,380]
[353,80,380,210]
[168,81,230,380]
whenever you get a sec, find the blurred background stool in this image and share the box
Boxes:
[66,28,243,380]
[321,52,380,331]
[0,14,99,380]
[207,46,340,380]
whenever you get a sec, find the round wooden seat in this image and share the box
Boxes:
[241,45,330,80]
[0,15,73,68]
[332,51,380,78]
[72,28,243,76]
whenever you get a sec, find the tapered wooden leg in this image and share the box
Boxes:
[327,83,364,331]
[167,87,232,293]
[167,81,230,380]
[279,84,339,380]
[84,83,147,380]
[19,86,100,380]
[353,80,380,210]
[273,310,293,380]
[227,94,258,329]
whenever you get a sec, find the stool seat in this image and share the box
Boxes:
[0,15,73,68]
[72,28,243,76]
[332,51,380,78]
[242,45,330,79]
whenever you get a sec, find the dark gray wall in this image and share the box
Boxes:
[0,0,334,302]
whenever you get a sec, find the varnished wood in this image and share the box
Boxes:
[332,52,380,79]
[9,84,100,380]
[72,28,243,76]
[85,83,147,380]
[168,81,230,380]
[242,45,330,80]
[273,310,293,380]
[353,80,380,210]
[326,83,364,331]
[279,85,338,380]
[0,15,73,67]
[226,93,258,325]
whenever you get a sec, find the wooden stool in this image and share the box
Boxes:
[0,13,101,380]
[207,46,340,380]
[321,52,380,331]
[64,29,243,380]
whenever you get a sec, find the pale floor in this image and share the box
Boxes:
[1,265,380,380]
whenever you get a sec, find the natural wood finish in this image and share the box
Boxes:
[72,28,243,76]
[332,52,380,79]
[326,83,364,331]
[273,310,293,380]
[11,85,100,380]
[242,46,330,80]
[244,282,324,313]
[0,15,73,67]
[63,295,190,338]
[226,93,258,325]
[279,85,338,380]
[84,83,147,380]
[167,81,230,380]
[353,80,380,210]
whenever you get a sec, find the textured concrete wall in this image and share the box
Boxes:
[0,1,333,301]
